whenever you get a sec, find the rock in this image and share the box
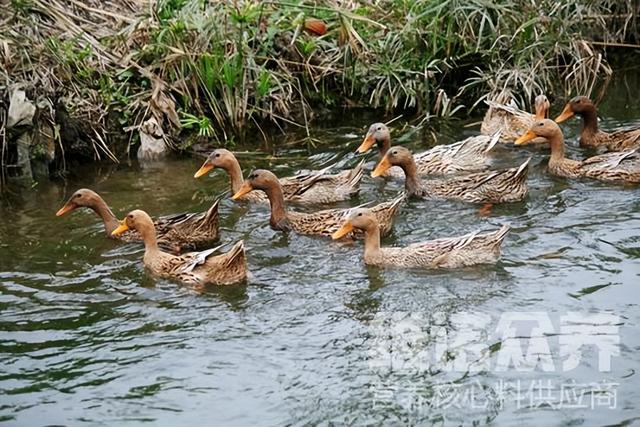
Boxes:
[7,89,35,129]
[138,117,167,161]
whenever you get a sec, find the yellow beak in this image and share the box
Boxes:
[514,129,537,146]
[331,221,354,240]
[232,181,253,200]
[356,133,375,153]
[111,221,130,236]
[554,104,574,123]
[371,156,392,178]
[55,201,77,217]
[194,162,214,178]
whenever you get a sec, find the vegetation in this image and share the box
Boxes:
[1,0,639,177]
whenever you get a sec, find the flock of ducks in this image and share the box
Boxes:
[55,95,640,287]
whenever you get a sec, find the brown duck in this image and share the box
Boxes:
[231,169,403,238]
[371,146,530,204]
[112,210,246,286]
[56,188,219,253]
[194,148,363,204]
[357,123,498,177]
[332,208,510,269]
[516,119,640,184]
[555,96,640,151]
[481,94,550,143]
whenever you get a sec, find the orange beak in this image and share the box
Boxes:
[554,103,574,123]
[111,220,130,236]
[514,130,537,146]
[56,201,77,217]
[371,156,392,178]
[331,220,354,240]
[231,181,253,200]
[194,162,214,179]
[356,133,375,153]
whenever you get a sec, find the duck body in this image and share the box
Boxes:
[481,95,550,143]
[516,119,640,184]
[232,169,403,238]
[358,123,496,177]
[332,209,509,269]
[195,149,363,204]
[112,210,246,286]
[56,189,220,253]
[372,146,530,204]
[555,96,640,151]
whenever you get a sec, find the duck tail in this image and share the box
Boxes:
[346,159,365,190]
[493,224,511,244]
[485,130,501,153]
[224,240,246,268]
[515,157,532,179]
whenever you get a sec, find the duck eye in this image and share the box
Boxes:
[376,127,381,131]
[391,150,397,155]
[127,214,133,219]
[357,213,363,217]
[215,153,220,158]
[74,194,81,198]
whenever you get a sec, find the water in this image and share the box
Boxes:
[1,78,640,425]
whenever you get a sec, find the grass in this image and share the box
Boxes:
[0,0,638,177]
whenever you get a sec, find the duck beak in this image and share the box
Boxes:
[56,201,77,217]
[514,130,537,146]
[371,156,392,177]
[356,133,375,153]
[194,162,214,178]
[554,104,574,123]
[111,220,130,236]
[232,181,253,200]
[331,220,354,240]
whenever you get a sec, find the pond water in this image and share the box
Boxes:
[1,75,640,425]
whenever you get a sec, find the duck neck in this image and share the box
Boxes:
[377,137,390,157]
[401,159,422,195]
[138,222,160,254]
[547,132,567,166]
[579,108,599,137]
[90,198,120,236]
[263,182,289,229]
[363,224,381,262]
[225,159,246,194]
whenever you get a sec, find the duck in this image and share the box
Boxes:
[356,123,498,178]
[55,188,220,253]
[230,169,403,238]
[515,119,640,184]
[481,94,551,143]
[555,96,640,151]
[194,148,364,204]
[111,209,246,286]
[332,208,510,269]
[371,146,530,204]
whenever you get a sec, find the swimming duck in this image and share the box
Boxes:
[371,146,530,204]
[112,209,246,286]
[194,148,363,204]
[555,96,640,151]
[231,169,403,237]
[515,119,640,184]
[332,208,510,269]
[357,123,498,177]
[481,94,550,143]
[56,188,219,253]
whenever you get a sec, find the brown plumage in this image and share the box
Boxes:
[111,210,246,286]
[332,208,510,269]
[371,146,530,204]
[194,148,363,204]
[357,123,497,177]
[231,169,403,238]
[55,189,220,253]
[516,119,640,184]
[481,94,550,143]
[555,96,640,151]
